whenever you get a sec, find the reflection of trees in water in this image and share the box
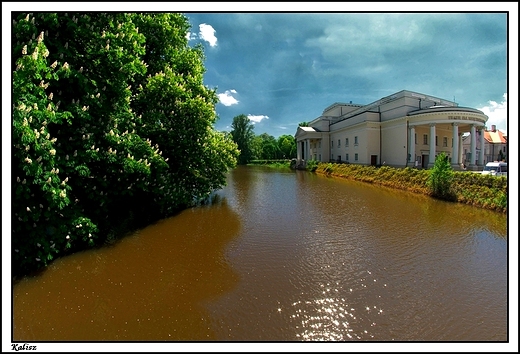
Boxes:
[13,201,242,341]
[14,167,507,341]
[226,165,259,213]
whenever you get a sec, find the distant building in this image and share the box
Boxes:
[462,125,507,165]
[295,90,489,170]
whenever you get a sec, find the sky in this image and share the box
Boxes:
[183,10,513,138]
[2,3,515,140]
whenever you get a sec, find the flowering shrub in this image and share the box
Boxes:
[12,13,239,276]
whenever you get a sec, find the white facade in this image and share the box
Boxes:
[295,90,489,170]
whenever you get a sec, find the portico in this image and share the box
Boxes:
[406,106,487,169]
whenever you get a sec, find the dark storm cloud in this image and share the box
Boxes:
[185,12,509,137]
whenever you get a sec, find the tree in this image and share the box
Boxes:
[257,133,279,160]
[277,134,296,159]
[250,135,263,160]
[498,149,506,162]
[12,12,238,275]
[230,114,255,164]
[427,152,454,199]
[298,122,309,127]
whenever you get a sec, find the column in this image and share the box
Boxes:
[305,139,310,161]
[429,123,436,167]
[470,125,476,167]
[297,140,301,160]
[409,126,415,164]
[451,123,459,166]
[478,127,485,166]
[458,133,463,165]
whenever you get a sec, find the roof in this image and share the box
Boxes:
[485,130,507,144]
[299,126,318,132]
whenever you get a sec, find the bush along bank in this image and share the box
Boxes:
[313,154,507,213]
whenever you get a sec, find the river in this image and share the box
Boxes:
[12,165,509,346]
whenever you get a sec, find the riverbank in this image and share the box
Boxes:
[247,159,292,169]
[313,162,507,213]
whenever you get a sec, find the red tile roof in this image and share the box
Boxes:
[484,130,507,144]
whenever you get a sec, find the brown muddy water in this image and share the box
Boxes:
[12,165,509,344]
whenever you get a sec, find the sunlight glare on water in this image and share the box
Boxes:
[13,166,508,342]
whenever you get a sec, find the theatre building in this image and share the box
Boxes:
[295,90,489,170]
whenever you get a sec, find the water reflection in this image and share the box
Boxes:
[13,198,241,341]
[206,167,507,341]
[13,166,508,342]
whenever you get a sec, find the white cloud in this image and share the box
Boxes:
[199,23,217,47]
[478,93,507,134]
[248,114,269,124]
[218,90,239,106]
[186,24,217,47]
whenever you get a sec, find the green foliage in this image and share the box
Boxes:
[314,162,506,213]
[230,114,255,164]
[498,149,506,162]
[232,126,296,162]
[277,134,297,159]
[12,12,238,276]
[427,152,454,199]
[256,133,279,160]
[324,163,335,174]
[248,160,291,169]
[306,159,319,172]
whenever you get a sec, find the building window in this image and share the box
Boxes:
[318,141,321,148]
[338,139,341,147]
[354,136,358,145]
[415,133,417,145]
[355,153,358,161]
[443,137,448,147]
[435,135,438,146]
[331,140,333,148]
[346,138,349,147]
[451,138,453,148]
[423,134,428,145]
[346,153,349,161]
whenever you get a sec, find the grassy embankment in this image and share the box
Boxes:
[313,162,507,213]
[247,159,292,169]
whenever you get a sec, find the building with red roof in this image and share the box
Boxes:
[462,125,507,165]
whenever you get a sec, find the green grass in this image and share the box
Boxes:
[314,162,507,213]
